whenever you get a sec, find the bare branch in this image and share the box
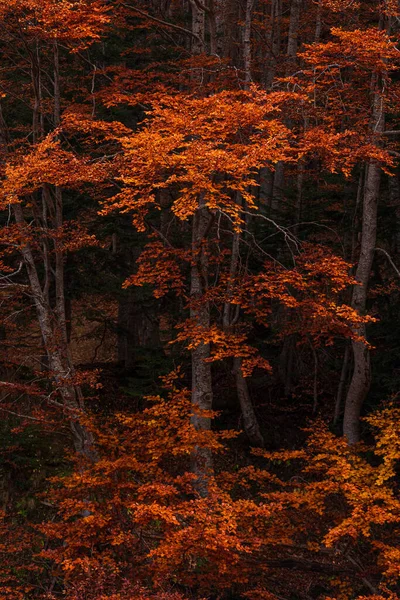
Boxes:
[375,247,400,278]
[120,3,202,42]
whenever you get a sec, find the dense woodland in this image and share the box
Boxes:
[0,0,399,598]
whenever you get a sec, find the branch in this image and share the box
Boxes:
[0,405,55,425]
[346,555,379,595]
[0,261,23,280]
[190,0,212,14]
[120,3,202,41]
[375,247,400,278]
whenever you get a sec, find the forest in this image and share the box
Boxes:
[0,0,399,598]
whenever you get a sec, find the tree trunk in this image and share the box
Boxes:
[334,343,350,426]
[243,0,254,87]
[208,0,223,55]
[13,205,96,459]
[265,0,282,88]
[279,333,296,396]
[273,0,302,214]
[190,197,213,495]
[286,0,302,65]
[117,288,161,370]
[234,357,264,447]
[314,0,322,42]
[190,0,205,54]
[343,86,384,444]
[117,289,136,370]
[220,0,239,60]
[223,230,264,447]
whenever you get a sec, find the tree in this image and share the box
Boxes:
[0,2,399,598]
[0,0,109,457]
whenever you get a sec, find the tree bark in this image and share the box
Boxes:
[221,0,239,60]
[343,86,384,444]
[223,230,264,447]
[4,42,97,460]
[13,204,96,459]
[190,0,205,54]
[207,0,223,55]
[117,287,161,370]
[334,343,350,426]
[234,357,264,447]
[314,0,322,42]
[243,0,254,87]
[286,0,302,65]
[190,197,213,495]
[265,0,282,88]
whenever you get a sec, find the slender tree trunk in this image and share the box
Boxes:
[294,159,304,232]
[390,165,400,253]
[343,86,384,444]
[223,229,264,447]
[310,342,318,414]
[221,0,239,60]
[280,334,295,396]
[208,0,223,55]
[7,42,96,460]
[189,0,212,494]
[53,43,69,346]
[334,343,350,426]
[190,0,205,54]
[266,0,282,88]
[13,204,96,458]
[31,41,44,143]
[273,0,302,213]
[117,289,136,370]
[243,0,254,87]
[314,0,322,42]
[286,0,302,66]
[190,197,213,495]
[272,162,285,213]
[234,357,264,447]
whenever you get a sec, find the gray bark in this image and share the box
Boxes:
[265,0,282,88]
[343,88,384,444]
[221,0,239,60]
[234,357,264,447]
[286,0,302,64]
[223,230,264,447]
[13,204,96,459]
[272,0,302,213]
[314,0,322,42]
[208,0,223,55]
[243,0,254,87]
[190,197,213,495]
[190,0,205,54]
[334,343,350,426]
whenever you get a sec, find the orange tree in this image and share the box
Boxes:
[90,85,387,452]
[0,0,110,457]
[30,84,400,599]
[36,373,400,600]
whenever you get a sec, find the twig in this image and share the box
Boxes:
[119,3,202,42]
[375,247,400,278]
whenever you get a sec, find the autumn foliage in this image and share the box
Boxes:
[29,378,399,600]
[0,0,399,599]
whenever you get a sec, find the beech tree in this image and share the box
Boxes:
[0,0,109,457]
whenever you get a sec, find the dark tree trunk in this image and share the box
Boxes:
[190,197,213,496]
